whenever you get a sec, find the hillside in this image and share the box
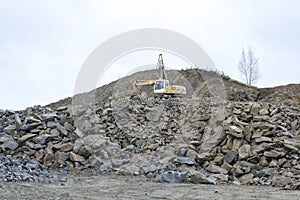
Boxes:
[48,68,300,109]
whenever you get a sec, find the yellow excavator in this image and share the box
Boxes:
[132,54,186,95]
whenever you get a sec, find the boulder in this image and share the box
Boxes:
[224,151,238,164]
[207,164,228,174]
[3,125,16,134]
[17,133,36,143]
[79,145,92,157]
[190,171,216,184]
[69,152,85,163]
[157,171,188,183]
[238,144,251,160]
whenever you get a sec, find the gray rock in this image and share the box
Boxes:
[74,128,84,138]
[79,145,92,157]
[186,149,198,160]
[146,108,161,122]
[24,116,41,124]
[238,144,251,160]
[229,125,243,133]
[140,92,148,102]
[157,171,188,183]
[2,140,19,150]
[239,173,254,185]
[41,112,58,120]
[174,157,195,165]
[32,134,51,145]
[190,171,216,184]
[41,113,58,120]
[3,125,16,134]
[64,122,75,132]
[55,151,69,164]
[50,129,60,137]
[255,136,272,143]
[251,102,261,115]
[88,156,103,169]
[120,164,140,175]
[69,152,85,163]
[284,139,300,148]
[59,142,74,152]
[197,152,213,163]
[15,114,22,129]
[259,108,269,115]
[273,176,293,187]
[47,121,58,128]
[44,151,55,167]
[57,125,68,136]
[73,138,84,153]
[224,151,238,164]
[226,130,243,138]
[141,164,157,174]
[83,135,108,149]
[34,143,45,149]
[264,150,286,158]
[23,122,42,130]
[57,106,68,111]
[17,133,36,143]
[207,164,228,174]
[111,159,123,168]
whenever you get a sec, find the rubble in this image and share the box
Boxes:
[0,69,299,190]
[0,155,67,182]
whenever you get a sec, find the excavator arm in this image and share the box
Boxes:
[132,80,156,91]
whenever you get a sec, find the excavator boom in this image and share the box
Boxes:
[157,54,167,80]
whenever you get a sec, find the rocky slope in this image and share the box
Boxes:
[0,69,299,190]
[48,69,300,109]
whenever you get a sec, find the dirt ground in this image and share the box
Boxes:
[0,175,299,200]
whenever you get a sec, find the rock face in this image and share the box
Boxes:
[0,70,300,190]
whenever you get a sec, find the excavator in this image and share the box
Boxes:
[132,54,186,95]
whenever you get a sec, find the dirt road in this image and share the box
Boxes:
[0,175,299,200]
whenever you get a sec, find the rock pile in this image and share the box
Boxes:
[73,94,300,189]
[1,92,300,189]
[0,106,100,174]
[0,154,67,182]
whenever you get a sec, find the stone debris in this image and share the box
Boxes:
[0,83,299,190]
[0,155,67,182]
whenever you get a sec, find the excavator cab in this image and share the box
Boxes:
[154,79,169,94]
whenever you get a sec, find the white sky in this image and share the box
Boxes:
[0,0,299,110]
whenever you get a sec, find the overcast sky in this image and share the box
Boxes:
[1,0,299,110]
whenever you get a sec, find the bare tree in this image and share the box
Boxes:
[238,47,261,85]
